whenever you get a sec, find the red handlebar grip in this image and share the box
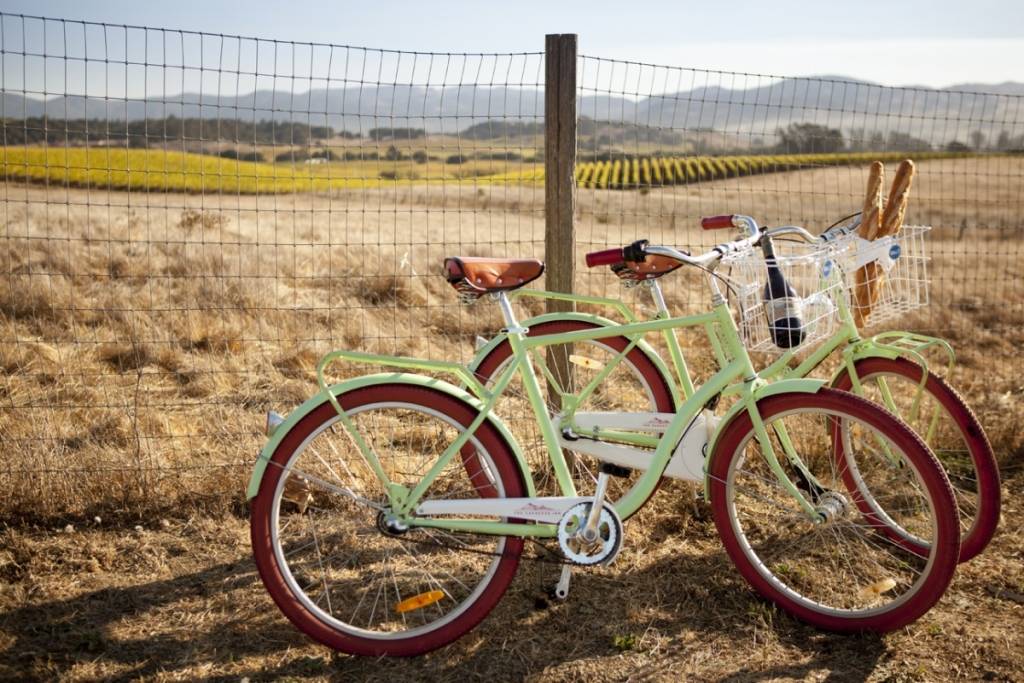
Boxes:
[585,247,625,267]
[701,215,736,230]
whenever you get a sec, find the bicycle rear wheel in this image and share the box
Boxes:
[708,388,959,632]
[250,383,528,656]
[833,356,999,562]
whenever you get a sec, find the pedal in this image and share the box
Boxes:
[550,564,572,601]
[599,463,632,478]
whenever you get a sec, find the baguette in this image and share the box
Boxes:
[862,160,917,316]
[880,159,915,237]
[853,161,885,326]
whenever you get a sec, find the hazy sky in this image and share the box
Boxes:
[3,0,1023,89]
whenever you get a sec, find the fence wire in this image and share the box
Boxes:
[576,56,1024,311]
[1,15,1021,520]
[0,14,546,519]
[574,55,1024,472]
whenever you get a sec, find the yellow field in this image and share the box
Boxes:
[0,147,541,193]
[3,147,1001,194]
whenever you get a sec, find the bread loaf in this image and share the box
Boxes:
[853,161,885,325]
[862,160,917,316]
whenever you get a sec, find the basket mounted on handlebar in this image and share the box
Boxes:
[720,240,849,354]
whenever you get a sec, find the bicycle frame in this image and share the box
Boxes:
[301,287,827,541]
[486,254,956,458]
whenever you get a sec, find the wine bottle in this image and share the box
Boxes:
[761,236,806,348]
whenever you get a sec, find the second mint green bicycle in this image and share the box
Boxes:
[469,214,998,563]
[247,219,960,656]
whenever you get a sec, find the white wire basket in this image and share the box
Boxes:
[721,242,848,354]
[831,225,931,327]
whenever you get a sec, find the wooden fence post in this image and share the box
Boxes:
[544,33,577,408]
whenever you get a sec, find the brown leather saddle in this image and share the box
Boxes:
[443,257,545,299]
[611,254,683,281]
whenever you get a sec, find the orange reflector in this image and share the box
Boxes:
[395,590,445,613]
[859,577,897,598]
[570,354,604,371]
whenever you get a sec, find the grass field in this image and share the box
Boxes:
[1,158,1022,680]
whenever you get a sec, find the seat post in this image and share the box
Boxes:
[647,280,670,317]
[495,292,526,333]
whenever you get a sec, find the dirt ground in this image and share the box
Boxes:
[1,484,1022,682]
[1,158,1023,680]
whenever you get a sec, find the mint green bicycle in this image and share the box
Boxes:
[471,214,997,563]
[248,219,960,656]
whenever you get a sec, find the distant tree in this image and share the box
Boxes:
[996,130,1011,151]
[368,127,425,141]
[776,123,845,154]
[446,154,468,164]
[275,149,312,163]
[385,145,404,161]
[945,140,971,152]
[887,131,932,152]
[475,151,521,161]
[219,148,265,162]
[460,120,544,140]
[344,150,379,161]
[969,130,986,151]
[412,150,429,163]
[0,116,335,145]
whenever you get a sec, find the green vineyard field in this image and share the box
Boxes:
[574,151,975,189]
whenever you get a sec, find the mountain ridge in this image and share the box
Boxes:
[3,77,1021,142]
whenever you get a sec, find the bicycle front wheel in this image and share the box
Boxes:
[833,356,1000,562]
[250,383,528,656]
[708,388,960,632]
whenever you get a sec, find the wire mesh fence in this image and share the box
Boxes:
[573,55,1024,477]
[575,56,1024,315]
[0,13,548,520]
[1,14,1021,520]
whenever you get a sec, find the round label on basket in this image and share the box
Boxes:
[821,259,833,278]
[889,244,901,260]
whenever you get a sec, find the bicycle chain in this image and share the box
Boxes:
[263,459,571,564]
[389,528,572,565]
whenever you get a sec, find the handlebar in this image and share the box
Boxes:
[762,225,818,243]
[584,247,625,268]
[583,215,843,275]
[584,215,765,273]
[701,215,736,230]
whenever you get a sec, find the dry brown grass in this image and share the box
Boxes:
[0,487,1021,681]
[1,159,1023,679]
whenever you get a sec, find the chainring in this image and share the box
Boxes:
[556,501,623,565]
